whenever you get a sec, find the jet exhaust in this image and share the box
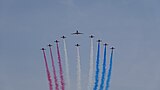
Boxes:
[62,38,71,90]
[56,43,65,90]
[105,49,114,90]
[87,37,94,90]
[41,49,53,90]
[99,44,107,90]
[48,46,59,90]
[93,42,101,90]
[76,46,82,90]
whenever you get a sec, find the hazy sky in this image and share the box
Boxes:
[0,0,160,90]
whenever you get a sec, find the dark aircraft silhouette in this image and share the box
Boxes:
[89,35,94,38]
[48,44,52,47]
[110,47,115,50]
[71,30,83,35]
[97,40,102,42]
[75,44,80,47]
[104,43,108,46]
[54,40,59,43]
[41,48,46,50]
[61,36,66,39]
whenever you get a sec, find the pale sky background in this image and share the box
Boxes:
[0,0,160,90]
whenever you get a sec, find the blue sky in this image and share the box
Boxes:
[0,0,160,90]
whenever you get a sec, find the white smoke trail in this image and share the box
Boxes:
[76,46,81,90]
[88,38,94,90]
[62,39,70,90]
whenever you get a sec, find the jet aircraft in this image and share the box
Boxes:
[89,35,94,38]
[71,30,83,35]
[104,43,108,46]
[54,40,59,43]
[41,48,46,50]
[48,44,52,47]
[61,36,66,39]
[97,40,102,42]
[110,47,115,50]
[75,44,80,47]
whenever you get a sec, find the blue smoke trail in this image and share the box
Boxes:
[99,45,107,90]
[93,42,100,90]
[105,50,113,90]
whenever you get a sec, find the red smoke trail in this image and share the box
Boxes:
[56,43,65,90]
[49,46,59,90]
[42,49,53,90]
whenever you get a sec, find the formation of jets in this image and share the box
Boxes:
[41,30,115,50]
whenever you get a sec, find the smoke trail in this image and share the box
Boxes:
[105,49,114,90]
[88,37,94,90]
[56,43,65,90]
[49,46,59,90]
[42,49,53,90]
[76,46,81,90]
[99,45,107,90]
[93,42,101,90]
[62,39,70,90]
